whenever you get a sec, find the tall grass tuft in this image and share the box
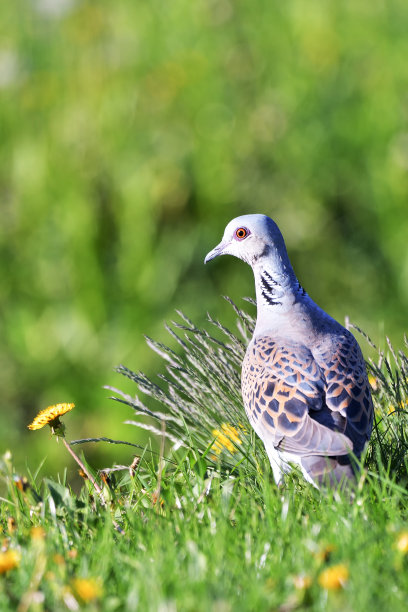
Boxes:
[106,298,262,475]
[351,325,408,483]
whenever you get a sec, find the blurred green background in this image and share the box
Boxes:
[1,0,407,477]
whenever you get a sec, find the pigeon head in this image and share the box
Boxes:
[204,214,288,267]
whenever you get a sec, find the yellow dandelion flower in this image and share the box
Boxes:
[211,423,242,455]
[28,403,74,433]
[211,430,232,454]
[368,375,378,391]
[72,577,103,602]
[0,550,20,574]
[7,517,16,534]
[293,574,312,589]
[318,564,349,590]
[30,526,46,541]
[388,400,407,415]
[221,423,242,444]
[53,553,65,566]
[396,531,408,554]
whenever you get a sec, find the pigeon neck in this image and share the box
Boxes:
[252,253,304,317]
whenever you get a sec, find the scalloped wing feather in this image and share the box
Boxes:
[314,330,373,455]
[241,336,354,457]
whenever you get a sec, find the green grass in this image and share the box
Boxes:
[1,304,408,611]
[2,453,408,611]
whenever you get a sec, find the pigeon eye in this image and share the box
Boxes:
[235,227,249,240]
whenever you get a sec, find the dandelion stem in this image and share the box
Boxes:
[61,438,105,505]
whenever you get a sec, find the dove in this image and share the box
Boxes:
[205,214,373,487]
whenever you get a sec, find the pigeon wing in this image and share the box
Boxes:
[241,336,353,457]
[314,330,373,456]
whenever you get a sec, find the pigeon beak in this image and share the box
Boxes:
[204,241,229,264]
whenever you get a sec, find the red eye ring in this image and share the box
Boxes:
[235,227,249,240]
